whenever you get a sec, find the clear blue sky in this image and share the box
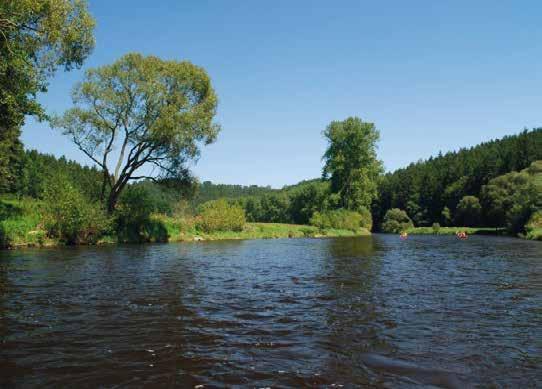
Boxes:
[22,0,542,188]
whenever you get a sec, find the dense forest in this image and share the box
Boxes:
[373,129,542,229]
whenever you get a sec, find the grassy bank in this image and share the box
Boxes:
[0,197,369,248]
[157,215,369,242]
[405,226,505,235]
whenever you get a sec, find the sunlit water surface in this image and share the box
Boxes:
[1,235,541,387]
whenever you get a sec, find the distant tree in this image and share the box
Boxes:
[322,117,383,212]
[454,196,482,227]
[52,53,220,212]
[0,0,95,192]
[381,208,413,233]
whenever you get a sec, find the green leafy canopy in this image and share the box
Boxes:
[52,53,220,212]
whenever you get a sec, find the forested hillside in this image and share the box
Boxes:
[373,128,542,229]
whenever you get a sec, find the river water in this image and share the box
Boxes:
[0,235,540,387]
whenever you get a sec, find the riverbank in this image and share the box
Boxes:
[0,205,370,249]
[405,226,505,235]
[403,226,542,241]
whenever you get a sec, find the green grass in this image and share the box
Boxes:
[157,215,370,242]
[404,226,505,235]
[0,197,54,248]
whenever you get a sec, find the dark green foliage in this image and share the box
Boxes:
[454,196,482,227]
[374,128,542,229]
[286,180,329,224]
[0,0,95,193]
[381,208,414,233]
[42,174,110,244]
[309,209,364,232]
[236,193,292,223]
[481,170,539,232]
[0,128,24,193]
[192,181,277,207]
[196,199,246,232]
[115,184,168,242]
[15,149,102,200]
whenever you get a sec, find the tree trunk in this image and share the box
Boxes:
[107,190,119,214]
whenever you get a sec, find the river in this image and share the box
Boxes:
[1,235,540,387]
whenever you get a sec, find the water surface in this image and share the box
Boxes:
[1,235,541,387]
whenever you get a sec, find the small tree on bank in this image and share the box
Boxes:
[381,208,414,233]
[53,53,220,212]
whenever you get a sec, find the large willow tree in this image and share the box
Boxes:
[0,0,95,192]
[53,53,220,212]
[322,117,383,211]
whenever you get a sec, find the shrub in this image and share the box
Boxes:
[358,206,373,231]
[432,222,441,234]
[309,209,362,232]
[196,199,246,232]
[0,197,45,247]
[42,175,110,244]
[525,210,542,240]
[115,185,163,242]
[381,208,414,233]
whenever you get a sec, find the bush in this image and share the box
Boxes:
[196,199,246,232]
[432,222,441,234]
[115,185,163,242]
[358,206,373,231]
[42,176,110,244]
[381,208,414,233]
[525,210,542,240]
[309,209,362,232]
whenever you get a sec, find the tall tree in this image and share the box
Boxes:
[322,117,383,211]
[0,0,95,192]
[52,53,220,212]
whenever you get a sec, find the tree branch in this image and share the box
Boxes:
[113,129,129,183]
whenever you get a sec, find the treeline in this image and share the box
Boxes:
[9,150,103,201]
[373,128,542,230]
[191,181,277,207]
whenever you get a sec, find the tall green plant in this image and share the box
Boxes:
[322,117,383,212]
